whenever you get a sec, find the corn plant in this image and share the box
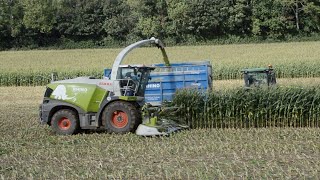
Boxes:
[0,71,103,86]
[172,87,320,128]
[1,41,320,86]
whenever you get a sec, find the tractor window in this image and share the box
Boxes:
[247,72,268,87]
[136,69,150,96]
[120,68,143,81]
[254,73,267,82]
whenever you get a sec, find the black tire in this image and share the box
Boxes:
[51,109,79,135]
[102,101,141,134]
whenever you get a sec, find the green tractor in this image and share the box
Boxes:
[242,65,276,88]
[39,37,185,136]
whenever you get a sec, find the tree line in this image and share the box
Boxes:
[0,0,319,49]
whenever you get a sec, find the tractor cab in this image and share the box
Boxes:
[242,66,276,88]
[118,65,155,97]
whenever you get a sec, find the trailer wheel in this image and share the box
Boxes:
[51,109,79,135]
[102,101,141,133]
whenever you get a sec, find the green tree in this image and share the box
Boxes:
[56,0,105,37]
[134,17,162,38]
[281,0,320,32]
[0,0,24,48]
[128,0,168,38]
[252,0,294,38]
[103,0,136,41]
[0,0,11,45]
[0,0,24,37]
[227,0,252,35]
[167,0,229,40]
[22,0,56,33]
[0,0,319,49]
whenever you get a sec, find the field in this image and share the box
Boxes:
[0,87,319,179]
[1,41,320,178]
[0,41,320,86]
[1,41,320,72]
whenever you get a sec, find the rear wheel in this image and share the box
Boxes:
[51,109,79,135]
[102,101,141,133]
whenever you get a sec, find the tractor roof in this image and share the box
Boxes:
[241,68,273,73]
[119,64,155,68]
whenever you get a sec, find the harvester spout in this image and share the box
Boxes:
[110,37,170,80]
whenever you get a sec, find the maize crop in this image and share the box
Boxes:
[1,41,320,86]
[173,87,320,128]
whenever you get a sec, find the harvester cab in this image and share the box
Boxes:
[39,37,186,136]
[117,65,154,97]
[242,65,276,88]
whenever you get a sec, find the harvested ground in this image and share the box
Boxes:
[0,86,319,179]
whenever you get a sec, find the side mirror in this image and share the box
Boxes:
[51,72,58,82]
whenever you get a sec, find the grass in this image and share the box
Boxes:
[0,86,319,179]
[0,41,320,82]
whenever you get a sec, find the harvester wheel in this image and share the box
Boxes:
[51,109,79,135]
[102,101,141,134]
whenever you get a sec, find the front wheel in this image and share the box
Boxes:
[102,101,141,134]
[51,109,79,135]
